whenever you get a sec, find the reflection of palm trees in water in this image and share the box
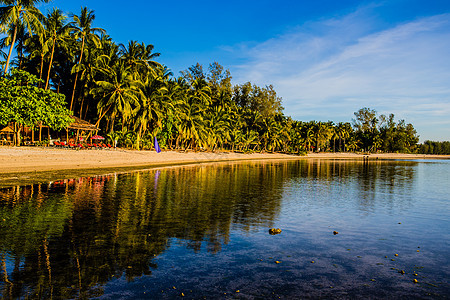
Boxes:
[0,163,286,298]
[1,253,12,298]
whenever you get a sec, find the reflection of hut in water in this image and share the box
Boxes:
[19,116,100,145]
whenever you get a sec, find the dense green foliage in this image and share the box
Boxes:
[0,68,72,129]
[417,141,450,155]
[0,3,439,153]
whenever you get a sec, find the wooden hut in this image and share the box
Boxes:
[66,116,100,143]
[19,117,100,145]
[0,126,14,145]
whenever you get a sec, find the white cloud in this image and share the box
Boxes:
[229,9,450,141]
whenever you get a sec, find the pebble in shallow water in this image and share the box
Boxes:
[269,228,282,235]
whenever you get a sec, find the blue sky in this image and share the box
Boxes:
[38,0,450,141]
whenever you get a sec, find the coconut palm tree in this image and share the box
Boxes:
[0,0,49,74]
[21,24,47,83]
[176,96,206,150]
[77,34,118,119]
[133,70,170,150]
[43,8,69,90]
[69,6,105,110]
[336,122,352,152]
[0,23,28,69]
[302,121,316,152]
[119,40,161,78]
[93,59,140,132]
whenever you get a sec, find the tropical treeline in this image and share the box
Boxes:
[417,141,450,155]
[0,1,426,153]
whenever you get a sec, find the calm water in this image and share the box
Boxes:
[0,159,449,299]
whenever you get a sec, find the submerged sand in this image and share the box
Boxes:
[0,146,447,175]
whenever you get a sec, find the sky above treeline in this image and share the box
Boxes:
[38,0,450,142]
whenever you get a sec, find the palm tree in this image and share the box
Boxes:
[119,40,161,78]
[133,70,170,150]
[22,24,47,83]
[69,7,105,110]
[336,122,352,152]
[92,58,140,132]
[176,96,206,150]
[289,120,305,153]
[302,121,316,152]
[43,8,69,90]
[190,77,211,106]
[0,23,28,69]
[0,0,49,74]
[76,35,117,118]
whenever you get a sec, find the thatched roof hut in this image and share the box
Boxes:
[68,116,99,131]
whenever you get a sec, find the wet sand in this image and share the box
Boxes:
[0,147,448,175]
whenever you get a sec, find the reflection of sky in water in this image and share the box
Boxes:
[0,160,449,298]
[100,160,449,299]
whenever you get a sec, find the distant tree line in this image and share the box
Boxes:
[0,1,444,154]
[417,141,450,155]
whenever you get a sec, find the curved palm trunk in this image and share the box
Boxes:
[70,35,85,111]
[4,25,17,74]
[45,38,56,90]
[70,72,79,111]
[136,124,143,150]
[79,96,85,117]
[39,53,45,87]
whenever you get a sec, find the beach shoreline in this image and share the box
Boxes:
[0,146,448,175]
[0,147,448,187]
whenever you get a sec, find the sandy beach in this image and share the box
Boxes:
[0,146,448,175]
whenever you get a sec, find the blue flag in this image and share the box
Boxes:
[154,136,161,153]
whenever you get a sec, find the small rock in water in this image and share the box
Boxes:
[333,231,339,235]
[269,228,282,235]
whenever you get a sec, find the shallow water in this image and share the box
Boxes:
[0,159,449,299]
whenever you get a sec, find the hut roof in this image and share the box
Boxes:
[0,126,14,133]
[68,116,99,131]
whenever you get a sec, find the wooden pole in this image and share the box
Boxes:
[39,122,42,142]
